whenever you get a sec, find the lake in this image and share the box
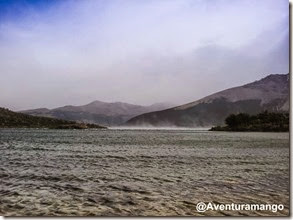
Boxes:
[0,128,289,216]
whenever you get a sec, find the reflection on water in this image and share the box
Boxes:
[0,129,289,216]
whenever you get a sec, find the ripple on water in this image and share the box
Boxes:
[0,129,289,216]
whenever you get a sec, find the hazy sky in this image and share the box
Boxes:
[0,0,289,110]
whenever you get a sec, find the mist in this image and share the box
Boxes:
[0,0,289,110]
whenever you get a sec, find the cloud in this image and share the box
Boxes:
[0,0,289,110]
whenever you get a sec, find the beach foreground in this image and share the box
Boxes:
[0,129,289,216]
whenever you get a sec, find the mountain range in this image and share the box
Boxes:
[21,101,175,126]
[21,73,289,128]
[126,73,289,127]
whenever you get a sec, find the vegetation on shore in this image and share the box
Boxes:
[210,111,289,132]
[0,107,106,129]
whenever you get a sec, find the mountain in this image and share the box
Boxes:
[21,101,175,126]
[0,107,105,129]
[125,73,289,127]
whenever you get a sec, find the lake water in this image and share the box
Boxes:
[0,129,289,216]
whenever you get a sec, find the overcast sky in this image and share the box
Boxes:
[0,0,289,110]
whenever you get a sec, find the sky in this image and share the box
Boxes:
[0,0,289,110]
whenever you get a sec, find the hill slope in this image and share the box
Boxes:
[0,108,105,129]
[126,74,289,127]
[21,101,175,126]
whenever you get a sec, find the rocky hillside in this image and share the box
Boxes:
[126,73,289,127]
[0,108,105,129]
[21,101,175,126]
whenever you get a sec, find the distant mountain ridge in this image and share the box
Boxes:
[126,73,289,127]
[21,101,175,126]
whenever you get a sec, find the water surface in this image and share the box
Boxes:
[0,129,289,216]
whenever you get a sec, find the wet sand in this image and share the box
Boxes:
[0,129,289,216]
